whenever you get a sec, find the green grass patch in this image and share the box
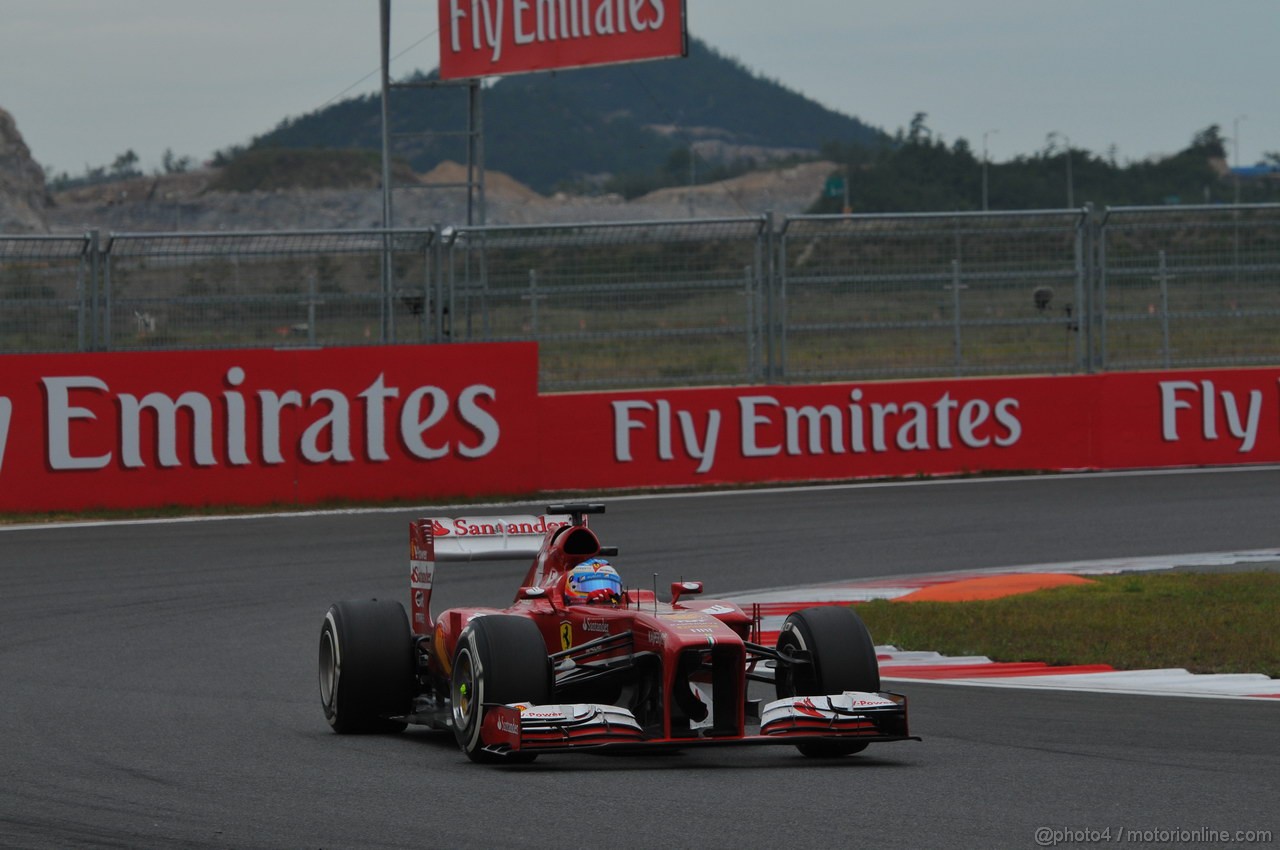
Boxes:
[857,571,1280,678]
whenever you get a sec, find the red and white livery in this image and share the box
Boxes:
[319,503,917,762]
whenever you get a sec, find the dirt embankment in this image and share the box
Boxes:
[44,160,836,233]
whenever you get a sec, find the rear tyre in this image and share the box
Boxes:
[775,606,880,757]
[319,599,414,734]
[451,615,552,764]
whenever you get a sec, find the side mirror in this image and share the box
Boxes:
[670,580,703,606]
[516,586,548,601]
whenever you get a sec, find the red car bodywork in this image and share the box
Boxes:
[389,504,915,758]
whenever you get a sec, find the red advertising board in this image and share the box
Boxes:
[537,368,1280,491]
[0,344,538,512]
[4,343,1280,514]
[537,377,1099,491]
[438,0,687,80]
[1091,368,1280,469]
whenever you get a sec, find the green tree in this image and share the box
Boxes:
[111,149,141,179]
[1188,125,1227,159]
[162,148,193,174]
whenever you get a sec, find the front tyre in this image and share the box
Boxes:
[451,615,552,763]
[775,606,881,757]
[319,599,414,734]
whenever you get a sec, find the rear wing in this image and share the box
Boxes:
[408,514,571,634]
[411,515,571,563]
[408,504,606,634]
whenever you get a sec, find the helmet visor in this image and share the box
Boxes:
[570,573,621,595]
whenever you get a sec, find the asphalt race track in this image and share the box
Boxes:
[2,469,1278,849]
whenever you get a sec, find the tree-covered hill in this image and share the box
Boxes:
[236,37,885,195]
[811,119,1280,213]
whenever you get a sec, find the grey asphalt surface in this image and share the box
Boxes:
[1,468,1278,849]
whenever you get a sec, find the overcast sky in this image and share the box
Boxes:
[2,1,1275,177]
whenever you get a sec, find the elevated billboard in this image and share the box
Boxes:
[438,0,687,80]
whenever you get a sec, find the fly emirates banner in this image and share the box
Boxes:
[2,344,1278,512]
[0,344,538,512]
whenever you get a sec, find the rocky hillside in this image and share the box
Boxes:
[45,159,836,233]
[0,108,50,233]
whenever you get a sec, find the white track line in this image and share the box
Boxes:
[5,464,1280,532]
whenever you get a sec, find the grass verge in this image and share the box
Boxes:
[856,572,1280,679]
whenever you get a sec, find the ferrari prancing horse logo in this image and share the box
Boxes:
[559,621,572,650]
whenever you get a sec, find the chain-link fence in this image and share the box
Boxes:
[1098,204,1280,370]
[779,210,1087,381]
[100,230,436,351]
[441,218,768,389]
[0,233,95,353]
[4,204,1280,387]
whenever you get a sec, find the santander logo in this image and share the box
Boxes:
[443,516,569,537]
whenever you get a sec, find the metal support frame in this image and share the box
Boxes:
[379,0,485,346]
[379,0,394,343]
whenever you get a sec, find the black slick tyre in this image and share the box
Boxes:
[451,615,552,763]
[775,605,880,757]
[318,599,414,734]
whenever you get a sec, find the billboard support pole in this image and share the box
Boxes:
[379,0,394,341]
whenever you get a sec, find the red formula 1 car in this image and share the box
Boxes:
[318,504,916,762]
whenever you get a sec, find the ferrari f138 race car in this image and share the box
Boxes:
[318,504,917,762]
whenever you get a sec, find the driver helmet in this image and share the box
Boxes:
[564,558,623,605]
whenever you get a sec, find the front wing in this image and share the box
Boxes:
[478,691,916,756]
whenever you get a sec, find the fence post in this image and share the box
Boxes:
[768,211,784,382]
[528,269,539,337]
[1073,207,1088,372]
[1083,205,1094,372]
[85,229,99,352]
[101,233,113,351]
[449,230,460,342]
[427,232,437,343]
[1097,208,1111,371]
[743,264,756,380]
[950,258,964,375]
[431,225,444,343]
[1157,249,1172,368]
[306,273,319,346]
[379,230,390,344]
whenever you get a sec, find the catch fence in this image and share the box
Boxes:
[0,233,96,352]
[1098,204,1280,370]
[4,204,1279,389]
[440,218,768,389]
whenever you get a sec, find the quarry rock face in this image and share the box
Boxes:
[0,107,50,233]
